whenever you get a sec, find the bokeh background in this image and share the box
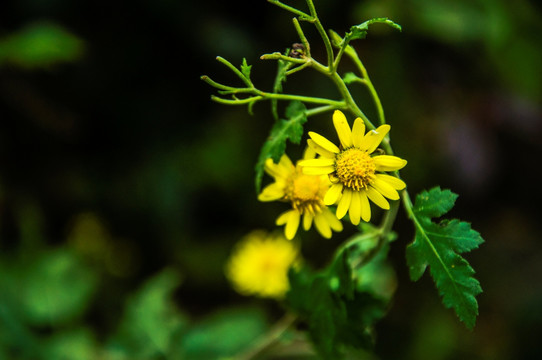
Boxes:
[1,0,541,359]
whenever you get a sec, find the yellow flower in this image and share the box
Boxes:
[258,149,343,240]
[224,230,299,299]
[299,110,407,225]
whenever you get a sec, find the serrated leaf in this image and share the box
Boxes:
[240,58,251,79]
[286,239,391,359]
[406,187,484,329]
[254,101,307,192]
[347,17,402,41]
[413,187,457,218]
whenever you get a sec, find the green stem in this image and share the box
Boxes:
[329,72,375,130]
[292,17,311,57]
[362,75,386,126]
[344,47,387,126]
[305,0,334,68]
[401,189,415,220]
[260,52,307,64]
[267,0,310,19]
[232,313,297,360]
[260,91,345,107]
[216,56,253,87]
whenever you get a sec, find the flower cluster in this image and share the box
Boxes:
[258,147,343,240]
[260,110,407,238]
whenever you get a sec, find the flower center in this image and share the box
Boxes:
[286,168,325,214]
[335,148,376,190]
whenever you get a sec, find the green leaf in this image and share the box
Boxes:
[254,101,307,192]
[347,18,402,41]
[20,249,98,326]
[0,22,84,69]
[240,58,252,80]
[286,239,392,359]
[179,307,267,360]
[342,72,362,85]
[406,187,484,329]
[111,269,187,358]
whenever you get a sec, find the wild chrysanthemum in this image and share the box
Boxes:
[299,110,407,225]
[258,149,343,240]
[224,230,299,299]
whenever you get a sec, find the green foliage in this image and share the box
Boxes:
[406,187,484,329]
[240,57,252,80]
[180,307,268,359]
[342,71,362,85]
[0,22,84,69]
[287,235,394,360]
[110,269,187,359]
[347,18,402,41]
[21,249,99,326]
[255,100,307,192]
[0,247,98,359]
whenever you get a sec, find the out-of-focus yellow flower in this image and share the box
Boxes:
[299,110,407,225]
[225,230,299,299]
[258,149,343,240]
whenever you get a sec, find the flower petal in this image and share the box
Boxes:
[284,210,300,240]
[333,110,352,148]
[276,210,291,225]
[373,155,407,171]
[360,191,371,222]
[301,166,335,176]
[275,210,295,226]
[349,191,361,225]
[264,155,293,179]
[322,208,343,232]
[303,145,317,160]
[309,131,340,154]
[258,183,285,201]
[375,174,406,190]
[336,189,352,219]
[298,158,335,167]
[371,177,400,200]
[307,139,335,158]
[360,125,390,153]
[366,187,390,210]
[324,183,343,205]
[314,213,332,238]
[303,212,313,231]
[351,118,365,147]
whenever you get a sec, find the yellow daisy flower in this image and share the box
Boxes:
[224,230,299,299]
[299,110,407,225]
[258,149,343,240]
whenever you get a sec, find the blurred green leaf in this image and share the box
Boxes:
[406,187,484,329]
[0,22,84,69]
[254,101,307,192]
[21,249,98,326]
[180,307,268,360]
[43,328,98,360]
[111,268,187,359]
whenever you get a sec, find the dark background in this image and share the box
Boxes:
[1,0,541,359]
